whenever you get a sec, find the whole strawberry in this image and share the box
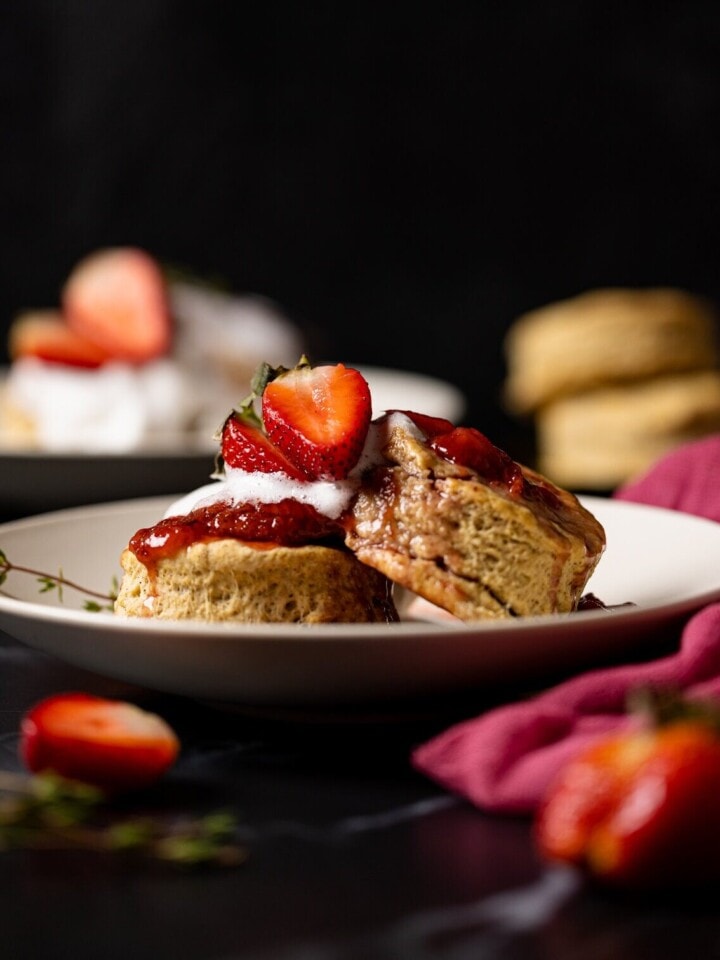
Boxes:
[261,357,372,481]
[535,689,720,890]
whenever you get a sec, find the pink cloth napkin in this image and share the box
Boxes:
[411,434,720,815]
[615,433,720,522]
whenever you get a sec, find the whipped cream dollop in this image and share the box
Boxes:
[171,283,303,368]
[163,411,423,520]
[5,357,198,452]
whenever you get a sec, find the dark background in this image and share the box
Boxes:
[2,0,720,455]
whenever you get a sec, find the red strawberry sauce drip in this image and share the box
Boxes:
[129,499,342,573]
[398,411,561,508]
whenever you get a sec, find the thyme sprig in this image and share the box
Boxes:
[0,771,246,868]
[0,549,117,612]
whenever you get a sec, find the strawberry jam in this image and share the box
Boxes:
[400,411,519,486]
[577,593,636,612]
[399,410,560,508]
[129,499,342,568]
[429,427,524,492]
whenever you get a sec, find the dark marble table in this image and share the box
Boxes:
[1,631,719,960]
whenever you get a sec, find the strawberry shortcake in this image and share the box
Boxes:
[0,248,198,452]
[2,250,306,455]
[115,359,400,623]
[115,358,606,624]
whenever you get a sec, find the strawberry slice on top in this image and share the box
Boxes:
[261,357,372,481]
[9,310,112,369]
[220,406,306,479]
[62,247,171,363]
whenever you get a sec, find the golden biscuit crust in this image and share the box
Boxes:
[0,387,38,449]
[537,370,720,489]
[504,288,717,413]
[115,540,399,624]
[344,422,605,621]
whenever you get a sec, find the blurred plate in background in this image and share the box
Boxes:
[0,443,216,520]
[357,366,466,421]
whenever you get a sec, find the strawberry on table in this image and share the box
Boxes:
[9,310,112,369]
[62,247,171,363]
[20,692,180,793]
[535,689,720,890]
[260,357,372,481]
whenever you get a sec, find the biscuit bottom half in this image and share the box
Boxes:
[114,540,399,624]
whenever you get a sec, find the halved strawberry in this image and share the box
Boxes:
[20,692,180,793]
[9,310,112,368]
[62,247,171,363]
[262,359,372,480]
[221,410,306,478]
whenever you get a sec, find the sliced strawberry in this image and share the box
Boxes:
[130,499,341,564]
[262,360,372,480]
[20,692,180,793]
[62,247,171,363]
[9,310,112,368]
[221,411,306,478]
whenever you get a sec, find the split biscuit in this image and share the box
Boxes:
[504,288,718,414]
[344,419,605,621]
[537,370,720,490]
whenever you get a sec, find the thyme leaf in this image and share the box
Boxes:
[0,772,246,868]
[0,552,116,611]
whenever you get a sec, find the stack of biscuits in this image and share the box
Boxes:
[503,288,720,491]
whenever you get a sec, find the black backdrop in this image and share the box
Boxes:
[2,0,720,455]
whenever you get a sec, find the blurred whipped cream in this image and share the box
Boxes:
[170,282,304,428]
[1,357,198,453]
[0,283,305,454]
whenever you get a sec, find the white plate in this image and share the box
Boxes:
[356,366,466,422]
[0,496,717,708]
[0,445,218,520]
[0,366,465,519]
